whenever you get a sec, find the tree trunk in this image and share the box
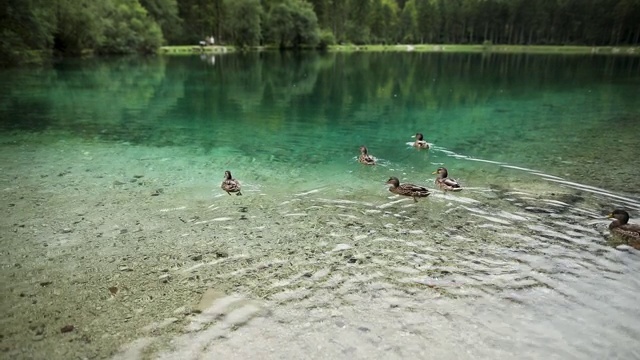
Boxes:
[462,21,466,43]
[484,22,488,42]
[617,24,622,45]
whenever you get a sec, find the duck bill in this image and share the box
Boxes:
[607,213,613,218]
[410,135,416,138]
[431,171,437,174]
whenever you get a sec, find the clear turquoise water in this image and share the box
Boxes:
[1,53,639,194]
[1,52,640,358]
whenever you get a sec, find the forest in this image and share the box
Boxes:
[1,0,640,66]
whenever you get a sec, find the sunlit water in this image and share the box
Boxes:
[1,53,640,359]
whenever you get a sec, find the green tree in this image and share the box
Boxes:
[308,0,330,29]
[139,0,183,43]
[370,0,399,43]
[178,0,222,43]
[346,0,372,44]
[0,0,56,65]
[398,0,417,43]
[54,0,106,55]
[225,0,262,48]
[415,0,439,43]
[613,0,640,44]
[381,0,400,43]
[98,0,163,54]
[326,0,348,42]
[267,0,320,48]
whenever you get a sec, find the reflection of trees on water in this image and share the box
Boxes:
[0,67,59,132]
[0,57,185,145]
[161,53,638,180]
[2,53,638,158]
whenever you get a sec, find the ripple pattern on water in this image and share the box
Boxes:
[2,138,640,359]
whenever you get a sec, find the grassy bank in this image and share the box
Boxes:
[159,43,639,56]
[159,45,236,54]
[333,44,639,55]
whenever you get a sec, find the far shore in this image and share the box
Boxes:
[159,43,639,56]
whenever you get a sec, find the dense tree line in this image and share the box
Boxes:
[2,0,639,66]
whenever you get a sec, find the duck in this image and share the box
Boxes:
[358,146,376,165]
[432,167,462,191]
[385,176,431,202]
[221,170,242,196]
[412,133,429,149]
[607,209,640,248]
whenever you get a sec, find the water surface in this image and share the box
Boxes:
[1,52,639,359]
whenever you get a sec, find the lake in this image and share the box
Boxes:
[1,52,639,359]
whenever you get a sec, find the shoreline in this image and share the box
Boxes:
[159,44,640,56]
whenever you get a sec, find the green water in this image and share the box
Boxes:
[2,53,640,359]
[1,52,639,194]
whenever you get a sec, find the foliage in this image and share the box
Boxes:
[177,0,224,44]
[0,0,56,66]
[266,0,320,48]
[139,0,183,43]
[346,0,372,44]
[225,0,262,48]
[399,0,417,43]
[2,0,640,66]
[54,0,106,55]
[98,0,163,54]
[317,28,336,50]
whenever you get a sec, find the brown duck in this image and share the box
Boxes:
[221,170,242,196]
[412,133,429,149]
[607,209,640,249]
[386,176,430,202]
[358,146,376,165]
[432,167,462,191]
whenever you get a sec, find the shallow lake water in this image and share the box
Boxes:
[1,52,639,359]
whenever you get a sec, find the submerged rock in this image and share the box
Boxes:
[60,325,74,333]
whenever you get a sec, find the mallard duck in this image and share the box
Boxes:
[607,209,640,248]
[432,167,462,191]
[221,170,242,196]
[358,146,376,165]
[385,176,430,202]
[412,133,429,149]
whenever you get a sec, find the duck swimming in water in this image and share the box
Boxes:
[358,146,376,165]
[221,170,242,196]
[385,176,431,202]
[412,133,429,149]
[432,167,462,192]
[607,209,640,248]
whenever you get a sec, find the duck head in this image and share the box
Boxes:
[608,209,629,225]
[413,133,424,141]
[432,167,448,178]
[386,176,400,188]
